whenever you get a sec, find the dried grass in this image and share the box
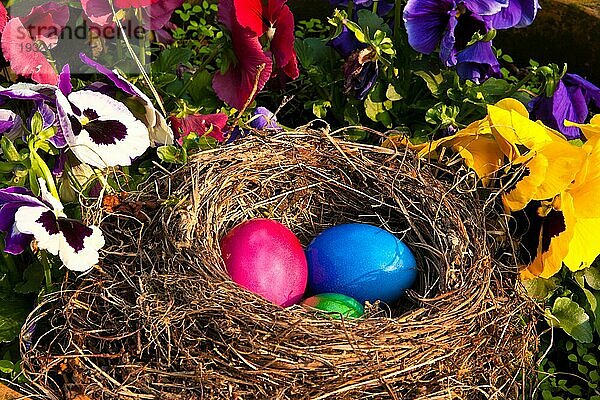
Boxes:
[21,129,537,399]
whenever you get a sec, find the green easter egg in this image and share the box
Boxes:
[301,293,364,319]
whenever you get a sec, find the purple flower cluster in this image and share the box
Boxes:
[403,0,540,82]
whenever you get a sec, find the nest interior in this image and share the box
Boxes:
[22,130,537,400]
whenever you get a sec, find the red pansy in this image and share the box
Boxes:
[233,0,299,79]
[169,113,229,144]
[212,0,273,110]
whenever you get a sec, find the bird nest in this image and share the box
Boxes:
[21,129,537,399]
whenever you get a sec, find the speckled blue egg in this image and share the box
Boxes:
[306,223,417,304]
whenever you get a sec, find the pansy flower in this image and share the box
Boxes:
[55,87,151,169]
[1,2,69,84]
[403,0,524,82]
[168,113,228,144]
[519,132,600,278]
[232,0,299,80]
[0,109,23,140]
[79,53,173,146]
[529,73,600,140]
[249,107,282,131]
[212,0,273,110]
[0,180,104,272]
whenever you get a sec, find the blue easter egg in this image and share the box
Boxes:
[306,223,417,304]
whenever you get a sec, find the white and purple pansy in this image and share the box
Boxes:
[79,53,174,146]
[0,180,104,272]
[55,88,151,168]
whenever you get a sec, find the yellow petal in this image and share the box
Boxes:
[564,114,600,139]
[563,216,600,271]
[494,98,529,117]
[569,134,600,218]
[502,139,584,211]
[520,193,576,279]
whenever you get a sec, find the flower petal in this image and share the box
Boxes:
[0,18,59,85]
[403,0,453,54]
[269,2,299,79]
[455,40,501,83]
[14,206,104,272]
[212,27,272,110]
[56,89,150,168]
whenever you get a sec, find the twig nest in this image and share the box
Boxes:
[22,130,537,399]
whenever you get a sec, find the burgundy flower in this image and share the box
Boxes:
[169,113,228,144]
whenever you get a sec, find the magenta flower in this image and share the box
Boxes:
[168,113,228,144]
[1,2,70,84]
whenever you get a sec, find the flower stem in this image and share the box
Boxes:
[39,251,53,292]
[29,143,59,200]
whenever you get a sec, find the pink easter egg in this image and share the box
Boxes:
[220,219,308,307]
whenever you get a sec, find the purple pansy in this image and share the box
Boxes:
[0,180,104,271]
[455,40,501,83]
[0,110,23,140]
[491,0,540,29]
[79,53,173,146]
[403,0,535,82]
[249,107,283,131]
[329,26,366,59]
[529,73,600,139]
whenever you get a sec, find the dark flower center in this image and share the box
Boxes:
[454,5,487,51]
[36,210,94,253]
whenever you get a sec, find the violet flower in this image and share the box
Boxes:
[403,0,538,82]
[0,180,104,272]
[343,48,379,100]
[0,110,23,140]
[529,73,600,139]
[79,53,173,146]
[249,107,283,131]
[329,25,366,59]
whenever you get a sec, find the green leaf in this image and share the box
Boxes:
[523,277,557,300]
[14,263,44,295]
[30,112,43,135]
[310,100,331,119]
[157,145,186,164]
[356,9,391,36]
[546,297,593,343]
[584,266,600,290]
[0,360,14,374]
[1,137,20,162]
[413,71,443,95]
[0,291,31,343]
[152,47,194,73]
[386,84,402,101]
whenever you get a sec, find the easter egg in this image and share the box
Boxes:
[220,219,308,307]
[301,293,364,319]
[305,223,417,304]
